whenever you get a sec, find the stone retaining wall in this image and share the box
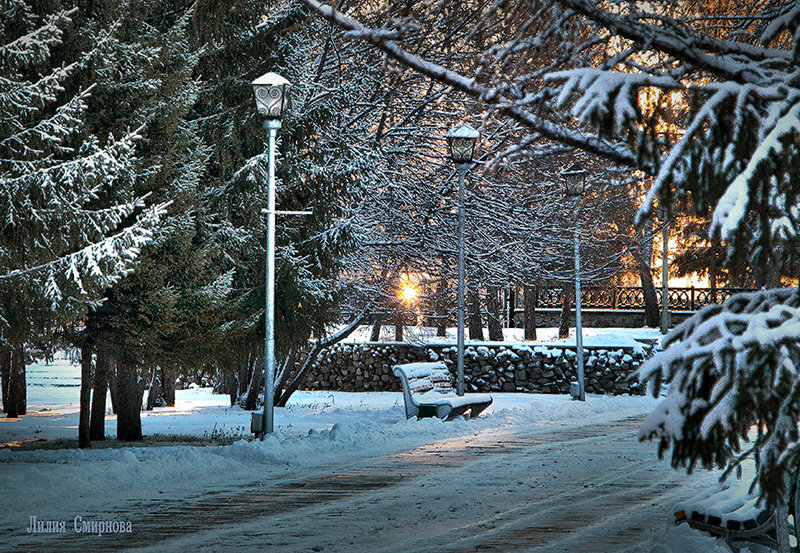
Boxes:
[301,341,651,395]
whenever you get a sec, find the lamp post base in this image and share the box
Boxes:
[251,412,266,437]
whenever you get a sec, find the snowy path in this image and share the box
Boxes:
[4,417,715,553]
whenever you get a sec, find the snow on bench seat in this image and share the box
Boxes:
[674,464,800,550]
[393,362,492,421]
[675,480,764,528]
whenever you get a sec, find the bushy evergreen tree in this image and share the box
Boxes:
[190,0,375,405]
[0,1,165,418]
[72,0,221,442]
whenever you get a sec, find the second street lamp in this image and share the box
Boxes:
[562,163,587,402]
[252,71,291,437]
[446,123,479,396]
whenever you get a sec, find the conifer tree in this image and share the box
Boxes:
[73,0,220,442]
[190,0,376,405]
[0,1,165,418]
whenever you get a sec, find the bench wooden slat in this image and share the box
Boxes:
[393,361,492,421]
[675,466,800,551]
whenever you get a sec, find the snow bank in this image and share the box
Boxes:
[338,324,663,346]
[649,523,736,553]
[0,381,660,518]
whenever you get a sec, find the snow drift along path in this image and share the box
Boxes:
[0,355,740,552]
[3,416,728,553]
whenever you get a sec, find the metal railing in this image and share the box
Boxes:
[533,285,754,311]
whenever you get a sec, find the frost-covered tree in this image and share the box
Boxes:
[301,0,800,509]
[317,6,630,343]
[73,0,220,443]
[0,2,165,418]
[189,0,381,407]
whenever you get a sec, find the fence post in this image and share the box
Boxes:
[612,287,617,309]
[690,287,695,311]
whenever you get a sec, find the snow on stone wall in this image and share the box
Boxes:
[301,342,650,395]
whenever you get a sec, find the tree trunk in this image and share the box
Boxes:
[89,349,110,441]
[115,361,143,441]
[435,281,448,337]
[634,221,659,327]
[523,284,537,340]
[7,343,26,418]
[369,320,382,341]
[0,350,9,413]
[243,359,264,411]
[108,365,118,415]
[79,343,93,448]
[162,367,177,407]
[226,371,238,406]
[275,310,370,407]
[710,233,719,304]
[766,245,783,288]
[507,287,516,328]
[145,368,162,410]
[468,288,484,340]
[636,256,660,327]
[558,285,571,339]
[394,311,403,342]
[237,355,250,404]
[486,286,503,341]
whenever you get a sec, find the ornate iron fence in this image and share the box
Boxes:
[534,285,754,311]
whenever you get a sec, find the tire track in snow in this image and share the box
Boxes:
[2,417,708,552]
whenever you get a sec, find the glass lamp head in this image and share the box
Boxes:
[562,163,588,197]
[252,72,291,120]
[446,124,479,164]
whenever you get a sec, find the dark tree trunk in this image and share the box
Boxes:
[507,287,516,328]
[710,233,719,304]
[635,221,659,327]
[636,257,660,327]
[394,311,403,342]
[89,350,110,441]
[243,359,264,411]
[162,367,177,407]
[369,320,382,341]
[108,365,118,415]
[275,311,369,407]
[226,371,238,406]
[766,245,783,288]
[7,344,26,418]
[435,281,448,337]
[237,356,250,404]
[79,343,93,448]
[468,288,484,340]
[116,362,143,441]
[6,350,17,418]
[523,284,537,340]
[145,368,162,411]
[486,286,503,341]
[558,285,571,339]
[1,350,9,413]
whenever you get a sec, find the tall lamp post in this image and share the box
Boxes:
[562,163,587,402]
[446,124,479,397]
[252,71,290,437]
[660,208,671,334]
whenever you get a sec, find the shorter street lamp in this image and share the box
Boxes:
[562,163,587,402]
[660,207,671,334]
[446,123,479,396]
[252,71,290,438]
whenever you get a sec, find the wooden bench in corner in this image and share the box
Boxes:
[393,361,492,421]
[674,466,800,551]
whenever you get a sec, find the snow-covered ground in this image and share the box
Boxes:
[0,347,749,552]
[341,324,664,351]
